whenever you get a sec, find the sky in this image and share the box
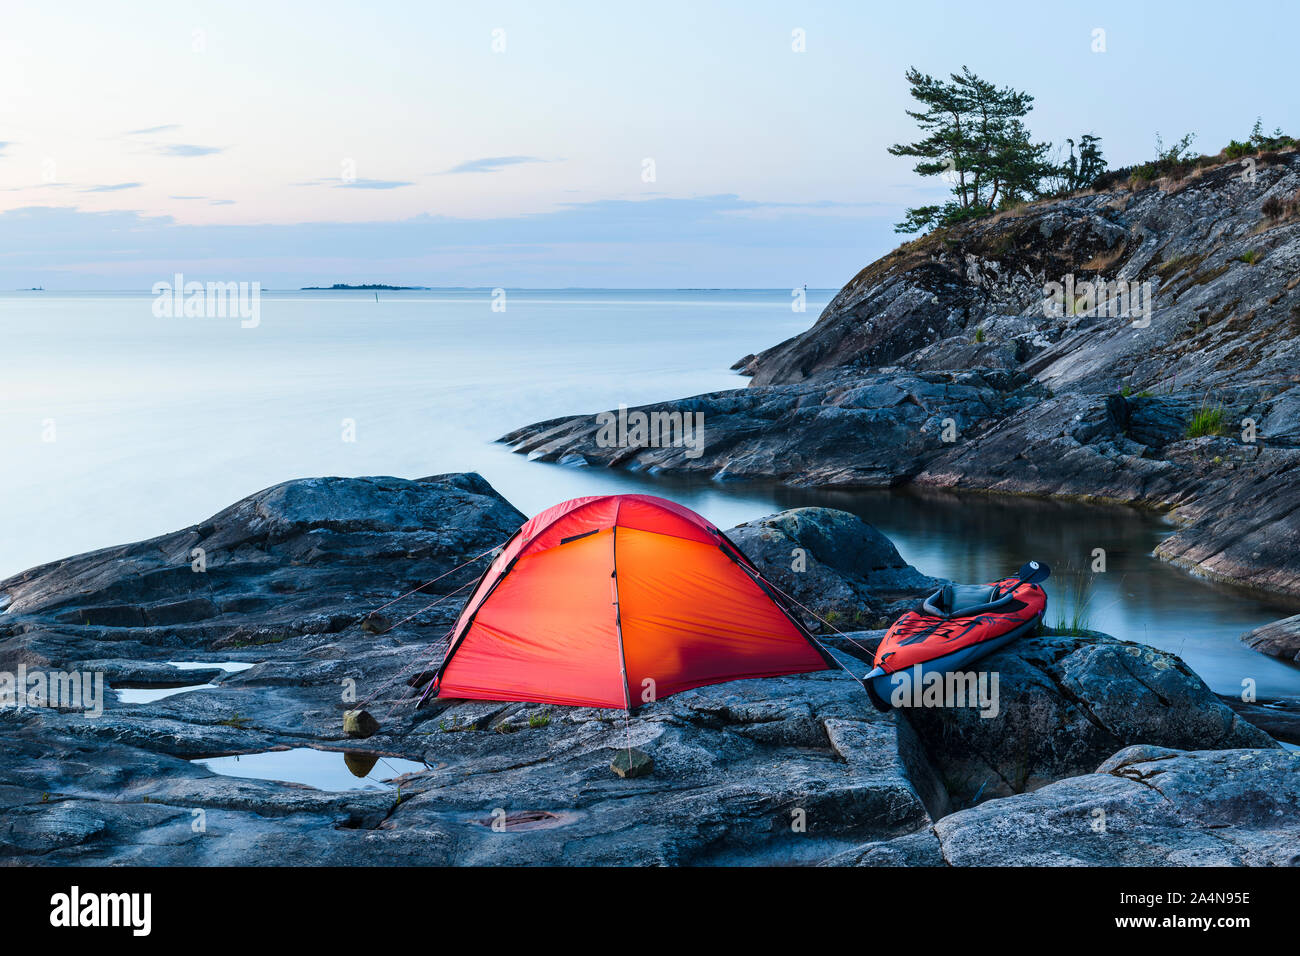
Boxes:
[1,0,1296,288]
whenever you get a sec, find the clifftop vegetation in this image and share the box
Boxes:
[891,65,1295,234]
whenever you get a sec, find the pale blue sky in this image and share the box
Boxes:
[1,0,1295,287]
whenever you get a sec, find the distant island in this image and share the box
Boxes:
[300,283,430,291]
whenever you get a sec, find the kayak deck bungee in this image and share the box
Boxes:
[863,560,1050,709]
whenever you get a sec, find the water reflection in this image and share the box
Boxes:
[194,747,427,791]
[343,751,379,778]
[115,684,216,704]
[114,661,258,704]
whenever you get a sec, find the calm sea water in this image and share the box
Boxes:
[3,289,1297,696]
[0,289,816,578]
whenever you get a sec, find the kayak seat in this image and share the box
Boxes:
[920,583,1016,618]
[941,584,996,613]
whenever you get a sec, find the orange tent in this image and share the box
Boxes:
[421,494,835,709]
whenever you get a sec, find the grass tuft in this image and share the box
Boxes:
[1186,399,1228,438]
[1051,574,1095,636]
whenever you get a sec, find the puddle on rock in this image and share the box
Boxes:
[114,661,260,703]
[192,747,428,791]
[116,684,218,704]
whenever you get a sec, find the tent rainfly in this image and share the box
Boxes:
[419,494,836,709]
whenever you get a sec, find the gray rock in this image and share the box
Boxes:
[1240,612,1300,664]
[820,828,946,867]
[499,369,1019,488]
[0,670,947,865]
[0,473,524,706]
[85,659,225,688]
[1218,694,1300,745]
[728,508,939,630]
[0,471,524,624]
[2,471,1291,866]
[0,475,949,866]
[750,157,1300,396]
[343,710,380,739]
[933,747,1300,866]
[897,631,1279,806]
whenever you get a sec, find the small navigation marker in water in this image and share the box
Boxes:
[343,709,380,739]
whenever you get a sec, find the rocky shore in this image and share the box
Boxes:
[500,152,1300,600]
[2,475,1296,865]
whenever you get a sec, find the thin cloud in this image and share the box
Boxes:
[154,144,224,157]
[121,126,223,157]
[125,124,181,136]
[82,182,143,192]
[439,155,547,174]
[341,178,413,189]
[1,182,75,192]
[294,177,415,190]
[746,199,892,209]
[0,141,11,156]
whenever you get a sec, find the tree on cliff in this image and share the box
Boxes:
[1046,134,1107,195]
[889,66,1060,233]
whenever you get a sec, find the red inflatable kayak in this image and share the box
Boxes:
[864,560,1049,708]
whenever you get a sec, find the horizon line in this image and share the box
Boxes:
[6,286,842,293]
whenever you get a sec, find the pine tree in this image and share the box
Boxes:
[888,66,1054,233]
[1051,134,1107,194]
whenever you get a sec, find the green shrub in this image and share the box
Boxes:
[1248,117,1297,152]
[1129,164,1158,184]
[1186,400,1227,438]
